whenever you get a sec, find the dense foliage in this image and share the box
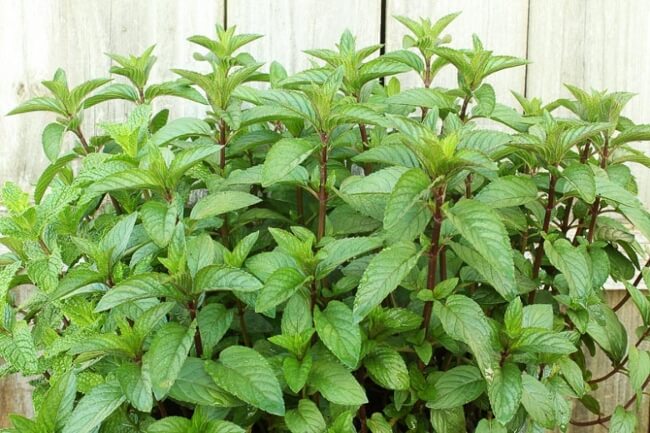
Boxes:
[2,13,650,433]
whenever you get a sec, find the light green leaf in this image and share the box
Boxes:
[315,236,383,279]
[205,346,285,416]
[143,321,196,399]
[150,117,212,146]
[42,123,65,162]
[262,138,317,187]
[168,358,241,407]
[520,374,555,429]
[283,354,313,394]
[194,265,262,293]
[0,321,38,374]
[255,267,310,312]
[95,273,173,311]
[544,239,592,304]
[561,163,596,204]
[191,191,262,220]
[308,359,367,406]
[36,371,76,431]
[314,301,361,368]
[446,199,517,300]
[363,345,409,391]
[628,347,650,393]
[487,362,522,424]
[427,366,484,409]
[383,168,432,242]
[475,175,538,208]
[141,201,177,247]
[609,406,637,433]
[475,419,507,433]
[62,380,125,433]
[117,362,153,412]
[353,241,421,321]
[285,399,326,433]
[433,295,500,377]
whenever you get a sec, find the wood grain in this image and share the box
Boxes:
[384,0,530,106]
[227,0,382,74]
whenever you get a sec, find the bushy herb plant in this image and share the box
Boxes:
[2,13,650,433]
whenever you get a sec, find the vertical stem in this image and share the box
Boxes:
[358,123,372,174]
[73,127,90,154]
[459,95,472,197]
[585,137,609,243]
[530,172,557,302]
[218,119,230,247]
[188,300,203,358]
[236,299,251,347]
[421,187,445,338]
[317,133,329,241]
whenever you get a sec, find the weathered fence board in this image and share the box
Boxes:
[0,0,224,426]
[1,1,650,431]
[385,0,530,106]
[227,0,382,73]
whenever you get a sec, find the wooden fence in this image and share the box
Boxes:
[1,0,650,430]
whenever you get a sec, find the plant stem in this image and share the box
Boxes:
[317,133,329,241]
[236,299,251,347]
[613,257,650,312]
[358,123,372,174]
[530,172,557,302]
[218,119,230,247]
[188,300,203,358]
[422,187,445,338]
[73,127,90,154]
[589,326,650,385]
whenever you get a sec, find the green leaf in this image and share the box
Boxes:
[141,201,177,247]
[262,138,317,187]
[255,267,310,312]
[561,163,596,204]
[383,168,432,242]
[315,236,383,279]
[143,321,196,399]
[34,153,77,204]
[475,419,507,433]
[283,354,313,394]
[83,83,139,107]
[587,303,628,363]
[117,362,153,412]
[35,371,76,430]
[544,239,592,305]
[168,358,241,407]
[353,241,421,321]
[446,200,517,300]
[150,117,212,146]
[308,359,367,406]
[190,191,262,220]
[42,123,65,162]
[511,329,577,355]
[520,374,555,429]
[95,273,173,311]
[387,88,452,109]
[473,83,496,117]
[628,347,650,393]
[198,304,234,357]
[285,399,326,433]
[487,362,522,424]
[62,380,125,433]
[90,169,162,195]
[475,175,538,208]
[194,265,262,293]
[434,295,500,376]
[314,301,361,368]
[147,417,191,433]
[427,366,484,409]
[205,346,285,416]
[0,321,38,374]
[352,144,419,168]
[363,345,409,391]
[429,407,466,433]
[609,406,637,433]
[8,97,66,115]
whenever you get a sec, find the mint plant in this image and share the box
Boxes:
[2,14,650,433]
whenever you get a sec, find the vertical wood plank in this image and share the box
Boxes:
[0,0,224,426]
[384,0,530,106]
[227,0,382,73]
[0,0,224,191]
[527,0,650,204]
